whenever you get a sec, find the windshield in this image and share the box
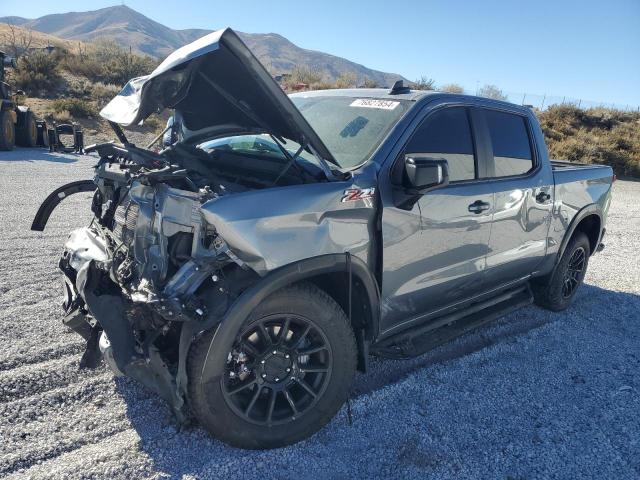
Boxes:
[290,96,411,168]
[197,134,318,166]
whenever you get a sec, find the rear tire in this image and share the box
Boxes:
[187,282,357,449]
[533,232,590,311]
[0,111,15,151]
[17,111,37,147]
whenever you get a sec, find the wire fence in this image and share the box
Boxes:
[496,91,640,112]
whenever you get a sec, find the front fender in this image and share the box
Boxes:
[181,253,380,396]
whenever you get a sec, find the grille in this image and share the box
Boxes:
[112,196,140,246]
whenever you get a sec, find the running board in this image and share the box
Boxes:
[372,285,533,359]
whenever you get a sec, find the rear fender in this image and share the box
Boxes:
[31,180,95,231]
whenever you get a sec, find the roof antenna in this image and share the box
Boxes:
[389,80,410,95]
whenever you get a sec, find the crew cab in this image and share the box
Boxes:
[32,28,613,449]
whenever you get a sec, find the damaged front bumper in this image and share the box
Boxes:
[58,201,244,421]
[59,226,186,419]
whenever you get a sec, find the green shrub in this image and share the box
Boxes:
[12,51,62,95]
[60,41,158,86]
[52,98,97,119]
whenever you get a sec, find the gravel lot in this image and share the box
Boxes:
[0,149,638,479]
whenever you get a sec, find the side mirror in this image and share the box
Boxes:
[403,155,449,194]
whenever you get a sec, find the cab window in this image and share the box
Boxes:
[405,107,476,182]
[483,110,534,177]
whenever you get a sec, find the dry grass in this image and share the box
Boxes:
[538,105,640,177]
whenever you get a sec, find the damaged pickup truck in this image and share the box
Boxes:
[32,28,613,449]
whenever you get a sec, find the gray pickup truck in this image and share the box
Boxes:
[32,28,613,449]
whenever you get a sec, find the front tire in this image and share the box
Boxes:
[187,282,357,449]
[533,232,590,311]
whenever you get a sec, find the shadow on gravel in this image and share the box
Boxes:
[0,149,78,163]
[114,283,640,478]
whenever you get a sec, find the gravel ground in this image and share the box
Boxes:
[0,149,638,480]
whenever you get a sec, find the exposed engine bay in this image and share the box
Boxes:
[52,138,328,418]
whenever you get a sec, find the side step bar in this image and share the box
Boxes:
[372,284,533,359]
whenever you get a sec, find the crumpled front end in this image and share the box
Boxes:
[55,167,257,419]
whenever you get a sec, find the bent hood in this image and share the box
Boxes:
[100,28,337,166]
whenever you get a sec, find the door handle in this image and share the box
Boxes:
[535,191,551,203]
[468,200,490,214]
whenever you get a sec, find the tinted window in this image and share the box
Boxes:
[406,108,476,181]
[484,110,533,177]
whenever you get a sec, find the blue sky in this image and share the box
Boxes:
[2,0,639,107]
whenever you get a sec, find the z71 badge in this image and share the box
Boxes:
[341,187,376,203]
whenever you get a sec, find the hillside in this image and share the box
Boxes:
[0,6,406,86]
[0,23,85,53]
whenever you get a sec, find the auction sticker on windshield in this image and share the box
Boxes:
[350,99,400,110]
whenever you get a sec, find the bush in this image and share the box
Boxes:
[51,109,72,123]
[412,76,435,90]
[538,105,640,177]
[287,66,323,86]
[52,98,97,119]
[12,51,62,95]
[439,83,464,94]
[91,82,121,107]
[478,84,508,101]
[61,41,158,86]
[334,72,357,89]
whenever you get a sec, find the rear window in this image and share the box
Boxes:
[484,110,534,177]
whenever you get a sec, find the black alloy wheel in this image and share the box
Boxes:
[562,246,586,299]
[222,313,332,426]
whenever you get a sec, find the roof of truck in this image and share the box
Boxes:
[289,88,527,112]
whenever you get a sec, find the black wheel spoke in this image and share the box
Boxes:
[293,324,311,349]
[258,322,273,348]
[298,345,328,356]
[277,317,291,346]
[283,388,299,415]
[240,339,260,358]
[227,378,256,395]
[244,385,262,415]
[266,389,277,424]
[295,378,317,398]
[298,365,329,374]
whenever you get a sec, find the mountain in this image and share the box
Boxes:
[1,6,407,86]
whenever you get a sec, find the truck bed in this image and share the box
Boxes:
[551,160,614,185]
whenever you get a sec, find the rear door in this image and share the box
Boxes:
[379,105,494,336]
[475,107,554,287]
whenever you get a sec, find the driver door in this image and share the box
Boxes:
[379,105,493,336]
